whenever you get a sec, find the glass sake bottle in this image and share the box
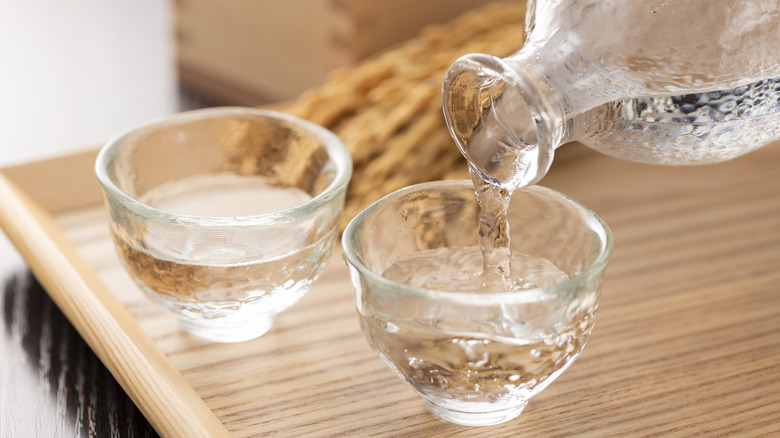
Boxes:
[442,0,780,190]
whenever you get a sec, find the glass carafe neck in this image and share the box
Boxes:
[442,50,570,190]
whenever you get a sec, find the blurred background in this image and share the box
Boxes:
[1,0,175,167]
[0,0,496,266]
[0,0,492,168]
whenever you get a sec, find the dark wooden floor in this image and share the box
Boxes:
[1,269,158,437]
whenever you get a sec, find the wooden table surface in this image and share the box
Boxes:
[538,143,780,437]
[1,141,779,437]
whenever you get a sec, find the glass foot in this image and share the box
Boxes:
[423,398,528,427]
[177,313,276,343]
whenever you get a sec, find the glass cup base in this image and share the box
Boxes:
[177,313,277,343]
[423,398,528,427]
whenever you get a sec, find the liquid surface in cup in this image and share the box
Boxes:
[379,245,591,405]
[113,234,329,305]
[112,233,332,322]
[140,173,312,217]
[114,172,332,323]
[383,246,568,292]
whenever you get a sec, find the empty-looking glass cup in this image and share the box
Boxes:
[96,107,352,342]
[342,180,612,426]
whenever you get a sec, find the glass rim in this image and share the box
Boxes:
[94,107,353,227]
[341,180,614,305]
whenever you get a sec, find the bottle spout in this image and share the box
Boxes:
[442,53,563,190]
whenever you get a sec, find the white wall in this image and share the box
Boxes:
[0,0,177,269]
[0,0,178,167]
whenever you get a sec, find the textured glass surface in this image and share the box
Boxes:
[343,181,612,426]
[443,0,780,189]
[96,107,351,342]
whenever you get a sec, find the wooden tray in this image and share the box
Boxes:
[1,143,779,437]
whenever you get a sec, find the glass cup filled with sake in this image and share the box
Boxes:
[342,180,612,426]
[96,107,352,342]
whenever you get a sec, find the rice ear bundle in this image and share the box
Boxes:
[286,1,527,229]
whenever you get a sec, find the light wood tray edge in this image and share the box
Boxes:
[0,150,232,438]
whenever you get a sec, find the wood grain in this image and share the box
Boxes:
[0,172,230,438]
[2,141,780,436]
[1,270,159,437]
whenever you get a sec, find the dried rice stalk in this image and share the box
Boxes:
[286,1,527,228]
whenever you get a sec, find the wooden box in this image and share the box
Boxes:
[175,0,498,105]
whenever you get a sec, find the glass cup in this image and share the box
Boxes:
[96,107,352,342]
[342,180,612,426]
